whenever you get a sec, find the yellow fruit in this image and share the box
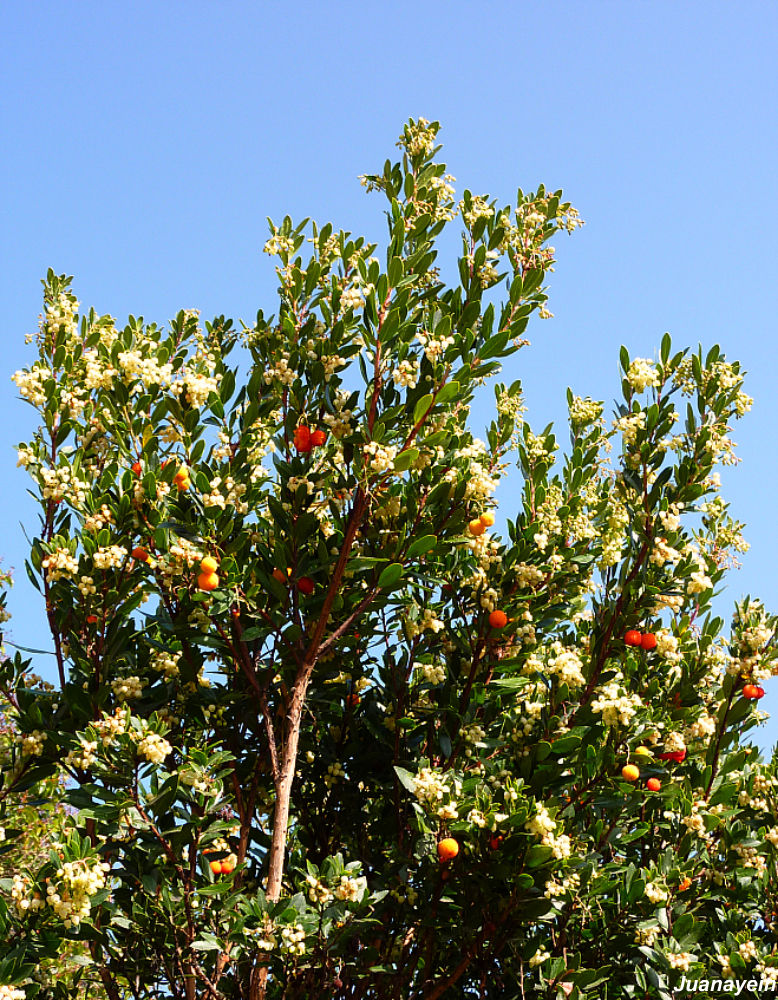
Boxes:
[479,511,495,527]
[621,764,640,782]
[174,468,190,491]
[468,519,486,537]
[634,746,652,758]
[200,556,218,574]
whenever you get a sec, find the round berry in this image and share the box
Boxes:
[624,630,642,647]
[646,778,662,792]
[489,610,508,629]
[640,632,657,651]
[297,576,315,595]
[437,838,459,862]
[621,764,640,782]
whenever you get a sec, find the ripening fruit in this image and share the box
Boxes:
[479,511,495,528]
[468,518,486,536]
[346,693,360,708]
[624,630,642,647]
[131,547,149,562]
[437,838,459,862]
[310,429,327,447]
[272,568,288,583]
[743,684,765,700]
[640,632,657,651]
[209,860,221,875]
[220,854,237,875]
[131,461,142,476]
[294,426,312,452]
[198,572,219,592]
[489,610,508,630]
[86,614,99,624]
[173,468,190,491]
[200,556,219,574]
[297,576,315,595]
[634,746,652,758]
[488,835,504,851]
[657,749,687,763]
[621,764,640,782]
[646,778,662,792]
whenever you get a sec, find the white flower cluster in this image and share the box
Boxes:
[392,358,420,389]
[151,650,182,679]
[545,642,585,688]
[334,874,367,902]
[667,953,694,971]
[39,465,90,505]
[525,803,571,859]
[569,395,603,426]
[644,881,668,904]
[280,922,307,956]
[341,286,366,312]
[136,731,172,765]
[590,675,643,727]
[614,411,646,447]
[111,675,145,701]
[47,857,111,928]
[544,872,581,898]
[263,352,297,387]
[0,986,27,1000]
[10,873,45,918]
[19,729,47,757]
[414,660,447,685]
[305,873,333,905]
[515,562,545,588]
[529,947,551,968]
[626,358,660,393]
[650,537,682,566]
[93,545,129,570]
[65,739,98,770]
[412,767,461,820]
[41,547,79,582]
[687,567,713,595]
[363,441,398,474]
[415,327,455,364]
[92,706,130,746]
[323,389,356,439]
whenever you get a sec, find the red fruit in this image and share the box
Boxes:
[646,778,661,792]
[489,610,508,630]
[131,461,142,476]
[209,860,221,875]
[657,749,687,763]
[131,547,149,562]
[346,693,360,709]
[743,684,764,700]
[297,576,315,595]
[310,429,327,447]
[640,632,657,651]
[624,630,642,647]
[488,835,504,851]
[86,614,99,624]
[757,686,766,698]
[294,426,312,452]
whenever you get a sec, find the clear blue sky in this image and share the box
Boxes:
[2,1,776,748]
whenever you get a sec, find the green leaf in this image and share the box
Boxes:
[413,393,434,424]
[392,449,418,473]
[406,534,437,559]
[378,563,404,589]
[394,766,417,794]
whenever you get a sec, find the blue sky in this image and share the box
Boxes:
[2,1,777,747]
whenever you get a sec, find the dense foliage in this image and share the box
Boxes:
[2,118,777,999]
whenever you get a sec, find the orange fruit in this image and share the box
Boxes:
[209,860,221,875]
[200,556,218,574]
[272,568,288,583]
[294,426,312,452]
[310,429,327,446]
[468,518,486,536]
[479,511,495,527]
[646,778,661,792]
[437,838,459,862]
[174,469,190,491]
[489,610,508,629]
[131,461,142,476]
[621,764,640,782]
[198,572,219,592]
[624,630,642,647]
[131,547,149,562]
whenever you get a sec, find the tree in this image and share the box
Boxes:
[2,116,777,999]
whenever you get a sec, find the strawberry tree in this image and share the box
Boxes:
[2,118,777,999]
